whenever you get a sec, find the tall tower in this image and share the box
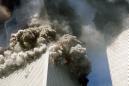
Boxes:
[107,29,129,86]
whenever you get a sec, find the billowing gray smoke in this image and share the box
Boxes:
[2,0,129,47]
[1,0,129,86]
[67,0,129,45]
[44,0,83,37]
[2,0,128,45]
[44,0,129,46]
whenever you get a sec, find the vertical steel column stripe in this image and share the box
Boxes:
[107,29,129,86]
